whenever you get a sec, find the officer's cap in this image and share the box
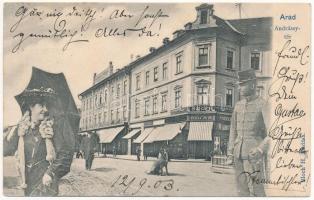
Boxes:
[237,69,256,84]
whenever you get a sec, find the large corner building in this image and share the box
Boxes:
[78,4,272,159]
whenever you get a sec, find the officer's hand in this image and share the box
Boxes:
[249,148,263,160]
[225,155,234,165]
[42,173,52,186]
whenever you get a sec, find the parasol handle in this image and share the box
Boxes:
[17,137,27,189]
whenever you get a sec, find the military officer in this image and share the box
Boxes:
[226,69,270,196]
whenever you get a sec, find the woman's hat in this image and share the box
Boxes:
[15,86,57,113]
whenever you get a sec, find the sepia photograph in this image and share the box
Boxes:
[2,1,311,197]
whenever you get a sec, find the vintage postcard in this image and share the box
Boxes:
[2,1,311,197]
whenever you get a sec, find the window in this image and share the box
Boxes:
[251,52,261,70]
[94,115,97,126]
[145,71,150,85]
[162,62,168,80]
[103,112,107,123]
[154,67,158,82]
[117,83,120,97]
[135,101,140,118]
[111,86,114,95]
[227,50,234,69]
[214,136,220,151]
[104,90,108,103]
[197,85,208,105]
[116,108,120,121]
[144,99,150,115]
[153,96,158,114]
[161,94,167,112]
[99,92,103,104]
[199,45,209,66]
[175,90,182,108]
[98,113,102,125]
[123,80,127,95]
[176,53,183,74]
[123,106,127,120]
[256,86,264,97]
[226,89,233,107]
[200,10,208,24]
[136,74,141,90]
[111,110,114,123]
[95,95,98,107]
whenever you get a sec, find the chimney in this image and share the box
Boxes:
[163,37,170,45]
[149,47,156,53]
[109,61,113,75]
[184,22,192,30]
[93,73,97,85]
[173,29,184,39]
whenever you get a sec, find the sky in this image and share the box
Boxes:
[3,2,274,126]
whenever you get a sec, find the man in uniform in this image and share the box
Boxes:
[226,69,270,196]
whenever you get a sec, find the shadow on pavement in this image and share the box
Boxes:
[91,167,116,173]
[3,176,20,189]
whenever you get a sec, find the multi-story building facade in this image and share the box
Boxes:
[79,62,131,154]
[78,3,272,159]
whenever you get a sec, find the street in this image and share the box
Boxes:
[3,156,237,196]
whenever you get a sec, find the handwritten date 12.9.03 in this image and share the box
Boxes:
[111,174,175,195]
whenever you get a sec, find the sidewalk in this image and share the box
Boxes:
[93,153,210,163]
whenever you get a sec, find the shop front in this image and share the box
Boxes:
[142,122,186,159]
[97,126,128,155]
[187,121,213,159]
[122,128,141,155]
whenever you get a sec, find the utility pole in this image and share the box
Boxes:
[235,3,242,19]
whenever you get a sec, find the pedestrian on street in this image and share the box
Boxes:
[81,132,98,170]
[136,146,142,161]
[102,146,107,158]
[3,87,75,196]
[226,69,270,197]
[112,145,117,158]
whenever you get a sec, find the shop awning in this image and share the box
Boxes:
[97,126,124,143]
[122,129,141,139]
[187,122,213,141]
[133,128,154,143]
[143,123,185,143]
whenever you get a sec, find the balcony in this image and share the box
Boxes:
[171,105,233,115]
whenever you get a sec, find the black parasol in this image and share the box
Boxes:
[15,67,80,134]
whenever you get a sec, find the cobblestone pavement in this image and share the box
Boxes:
[3,156,238,196]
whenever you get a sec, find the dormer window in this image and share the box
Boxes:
[200,10,208,24]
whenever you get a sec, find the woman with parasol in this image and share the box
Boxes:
[4,68,79,196]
